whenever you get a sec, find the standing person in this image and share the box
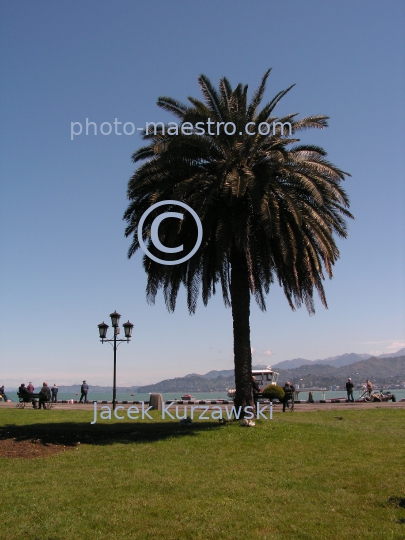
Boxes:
[38,382,51,409]
[282,381,295,412]
[79,380,89,403]
[51,384,59,403]
[366,379,373,396]
[346,378,354,403]
[252,376,261,409]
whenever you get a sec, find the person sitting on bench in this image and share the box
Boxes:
[19,383,37,409]
[38,382,51,409]
[0,385,10,402]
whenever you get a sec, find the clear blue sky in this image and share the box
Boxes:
[1,1,404,387]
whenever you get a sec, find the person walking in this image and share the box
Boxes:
[79,380,89,403]
[366,379,373,396]
[51,384,59,403]
[346,378,354,403]
[282,381,295,412]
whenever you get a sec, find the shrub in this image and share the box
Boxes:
[262,385,285,402]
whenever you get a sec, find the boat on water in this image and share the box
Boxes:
[181,394,195,401]
[227,366,279,399]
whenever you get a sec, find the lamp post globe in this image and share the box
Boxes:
[123,321,134,339]
[110,311,121,328]
[98,322,109,341]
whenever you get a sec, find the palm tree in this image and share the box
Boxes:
[123,70,353,412]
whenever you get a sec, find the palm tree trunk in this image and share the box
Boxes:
[230,249,253,414]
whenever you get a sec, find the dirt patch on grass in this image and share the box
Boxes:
[0,438,76,459]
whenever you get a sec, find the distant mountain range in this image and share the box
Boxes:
[271,348,405,370]
[185,348,405,378]
[276,356,405,388]
[136,350,405,393]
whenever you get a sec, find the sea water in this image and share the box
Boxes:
[3,389,405,403]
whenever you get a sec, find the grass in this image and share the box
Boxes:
[1,407,405,539]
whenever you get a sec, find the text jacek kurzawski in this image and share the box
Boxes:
[90,401,273,424]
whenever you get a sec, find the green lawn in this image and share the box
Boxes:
[1,408,404,539]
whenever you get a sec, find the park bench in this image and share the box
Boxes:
[17,391,53,409]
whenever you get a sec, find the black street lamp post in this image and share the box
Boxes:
[98,311,134,410]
